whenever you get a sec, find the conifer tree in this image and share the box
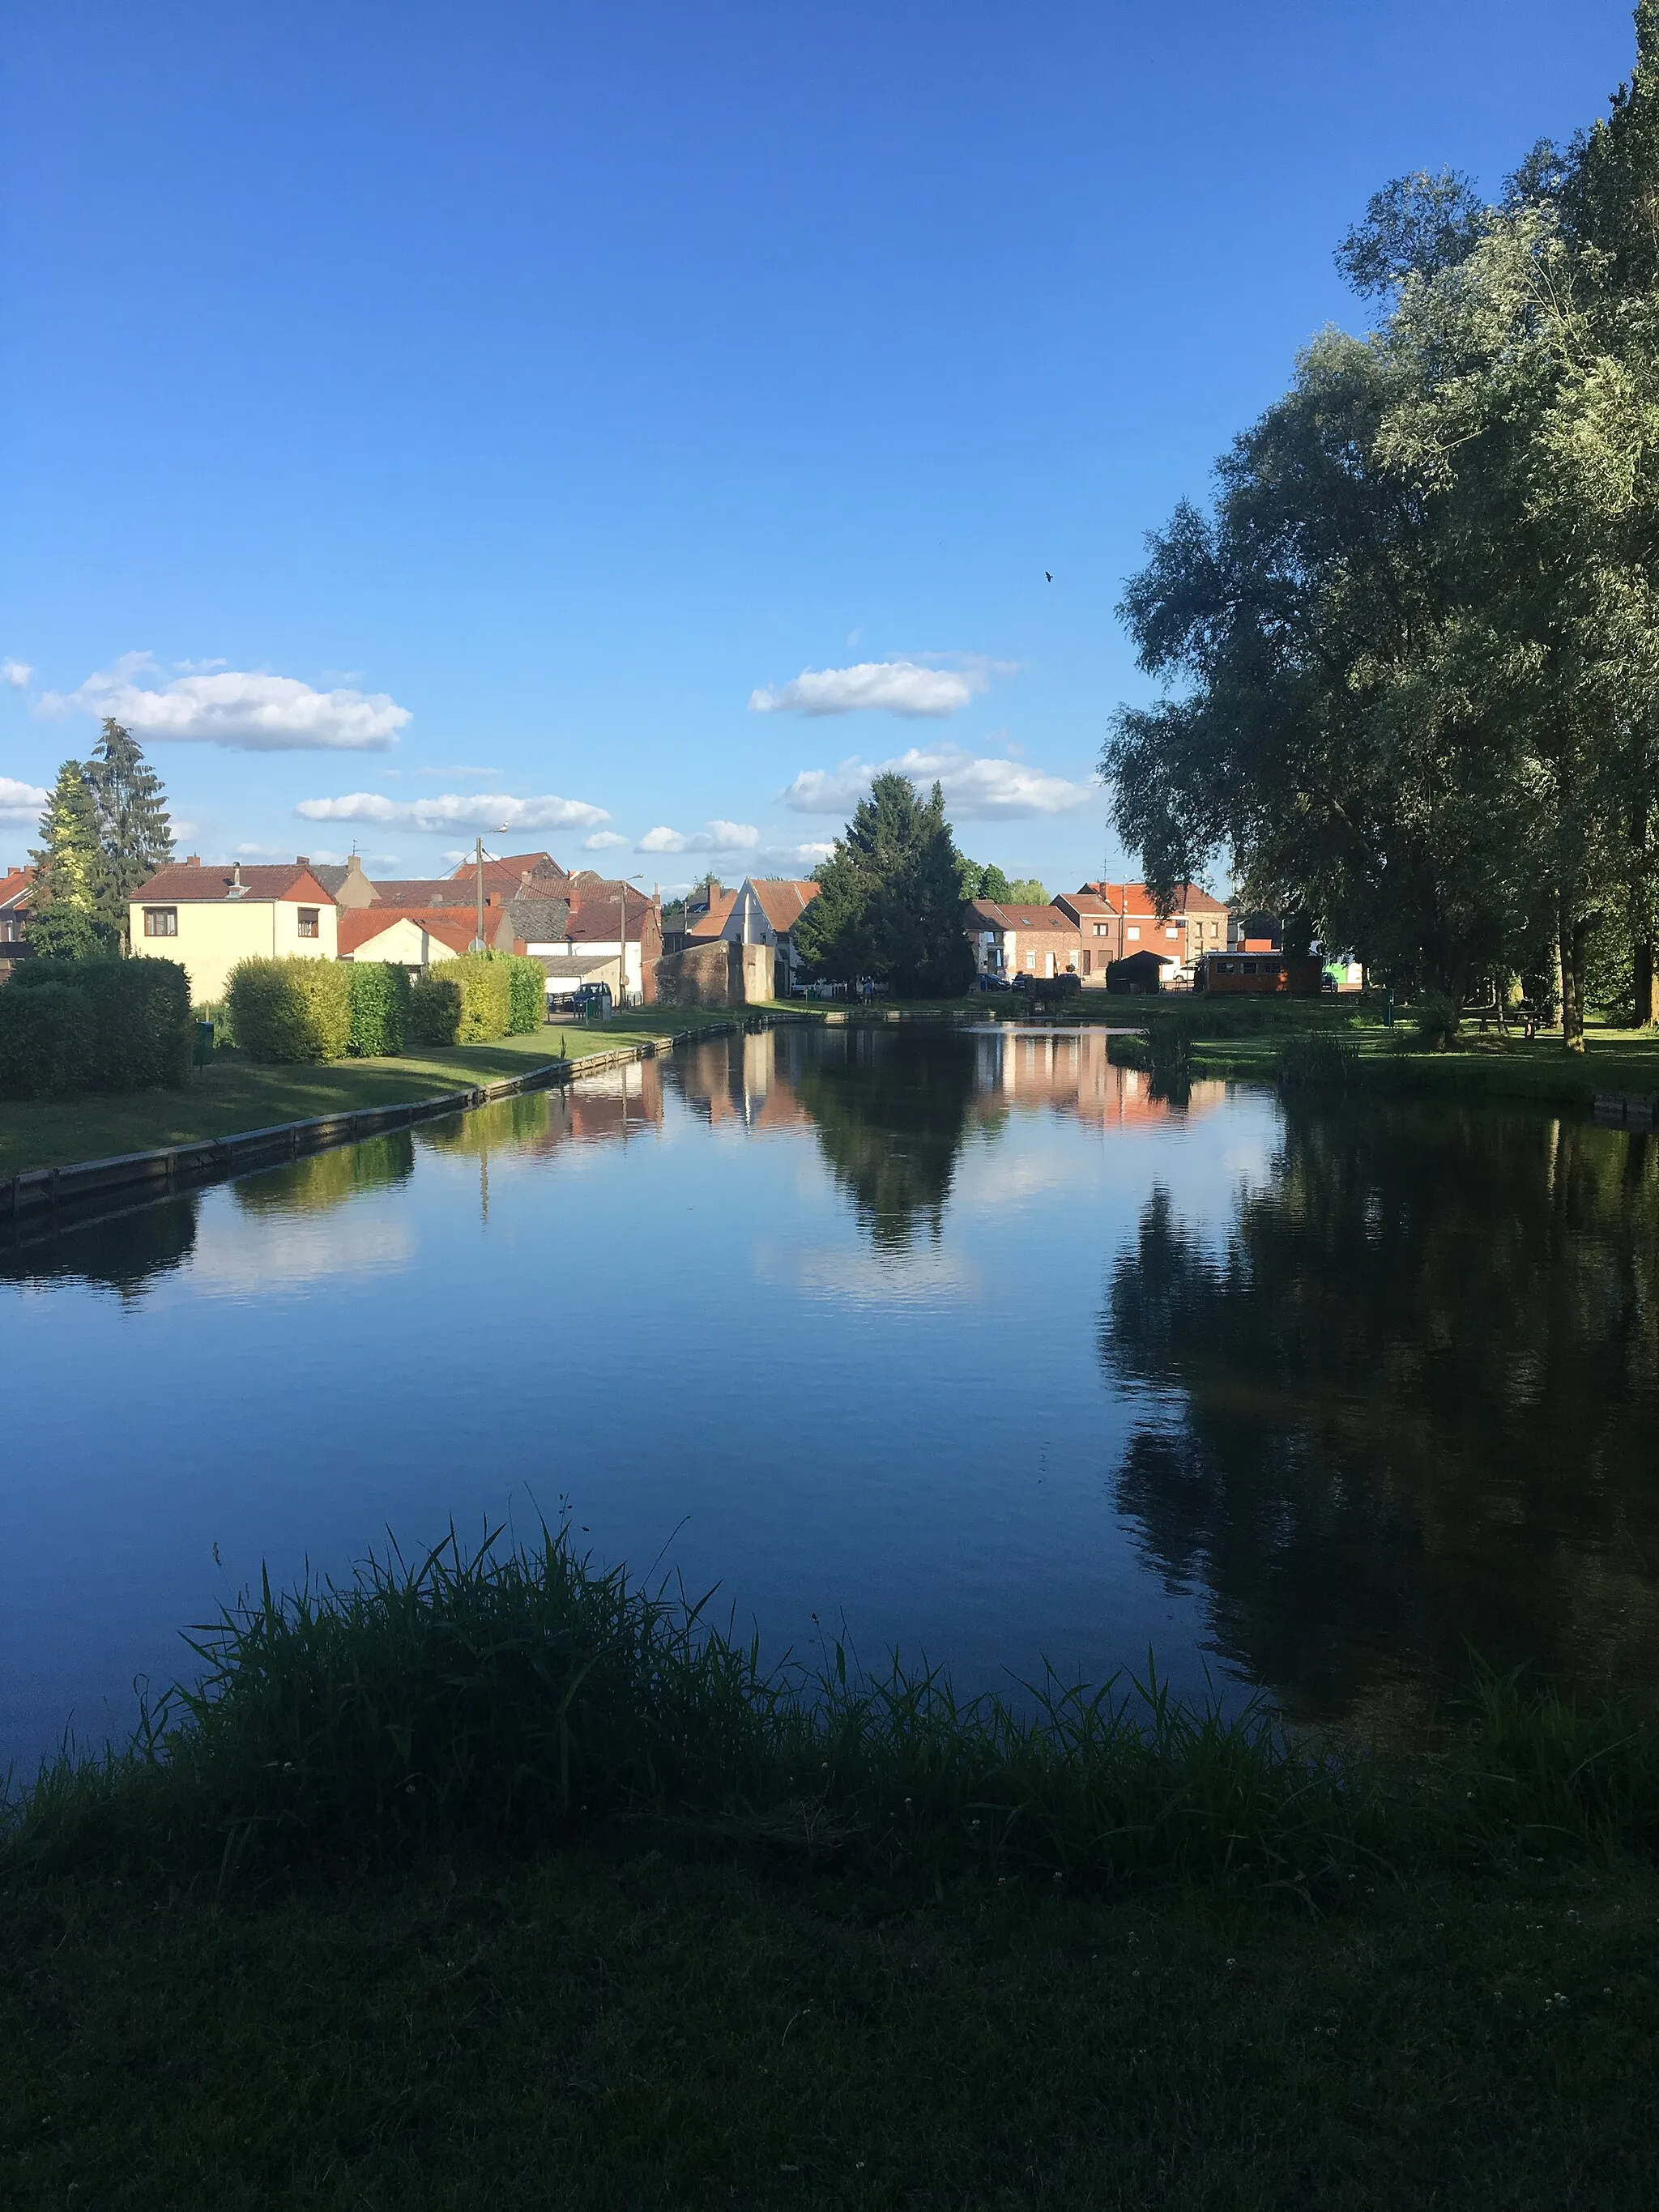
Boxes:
[796,774,977,996]
[27,757,110,959]
[86,718,173,952]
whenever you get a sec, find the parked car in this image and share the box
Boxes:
[976,971,1013,993]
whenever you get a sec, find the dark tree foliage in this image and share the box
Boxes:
[795,773,977,997]
[1335,168,1486,296]
[87,719,173,952]
[957,856,1015,904]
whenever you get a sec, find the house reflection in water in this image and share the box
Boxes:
[963,1024,1225,1132]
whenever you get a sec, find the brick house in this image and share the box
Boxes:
[1052,881,1230,982]
[963,899,1085,981]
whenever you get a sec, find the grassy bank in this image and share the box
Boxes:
[5,1531,1659,2206]
[7,1850,1657,2210]
[1088,998,1659,1109]
[0,1006,748,1178]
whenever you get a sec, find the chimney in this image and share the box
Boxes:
[186,854,200,866]
[296,855,309,868]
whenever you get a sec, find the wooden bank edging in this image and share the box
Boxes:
[2,1025,743,1230]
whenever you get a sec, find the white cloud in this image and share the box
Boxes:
[780,744,1094,820]
[39,651,410,752]
[0,774,49,823]
[749,660,985,718]
[2,658,33,689]
[295,789,609,833]
[582,830,630,851]
[638,820,761,854]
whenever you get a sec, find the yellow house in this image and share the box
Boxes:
[129,859,339,1005]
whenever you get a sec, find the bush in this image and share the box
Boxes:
[408,974,462,1047]
[6,957,191,1093]
[506,954,544,1035]
[348,961,410,1057]
[446,953,514,1043]
[1412,991,1461,1051]
[227,957,352,1064]
[0,981,96,1098]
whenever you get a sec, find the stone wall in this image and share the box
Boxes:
[653,939,774,1008]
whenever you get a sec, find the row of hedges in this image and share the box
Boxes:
[0,957,193,1099]
[226,954,543,1063]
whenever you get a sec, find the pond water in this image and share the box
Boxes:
[4,1021,1657,1767]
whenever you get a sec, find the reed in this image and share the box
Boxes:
[6,1528,1657,1888]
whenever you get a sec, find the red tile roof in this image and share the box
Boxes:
[339,906,484,957]
[448,850,564,884]
[749,879,820,932]
[965,899,1081,933]
[1075,880,1227,918]
[686,889,739,940]
[0,865,35,911]
[131,863,333,904]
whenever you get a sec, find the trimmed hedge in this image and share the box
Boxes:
[348,961,410,1057]
[441,954,512,1043]
[2,957,191,1097]
[506,954,544,1034]
[0,982,96,1098]
[226,957,353,1064]
[408,974,462,1047]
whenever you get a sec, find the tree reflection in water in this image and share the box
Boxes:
[788,1025,982,1251]
[0,1191,201,1302]
[1101,1102,1659,1722]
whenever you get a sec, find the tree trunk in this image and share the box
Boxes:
[1635,938,1658,1029]
[1559,891,1586,1054]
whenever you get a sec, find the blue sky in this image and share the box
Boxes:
[0,1,1637,893]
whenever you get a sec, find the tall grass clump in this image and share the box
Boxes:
[1147,1012,1194,1100]
[1276,1031,1360,1089]
[6,1532,1657,1888]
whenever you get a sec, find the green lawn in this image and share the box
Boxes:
[0,1007,747,1178]
[1183,1017,1659,1106]
[5,1848,1655,2210]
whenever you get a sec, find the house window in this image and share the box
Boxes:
[1126,925,1141,940]
[143,907,178,937]
[1093,922,1109,936]
[297,908,320,939]
[1025,950,1036,967]
[1166,926,1179,939]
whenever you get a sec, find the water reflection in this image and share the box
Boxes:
[0,1191,200,1300]
[1101,1102,1659,1722]
[232,1131,414,1216]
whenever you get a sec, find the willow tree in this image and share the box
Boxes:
[1106,5,1659,1038]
